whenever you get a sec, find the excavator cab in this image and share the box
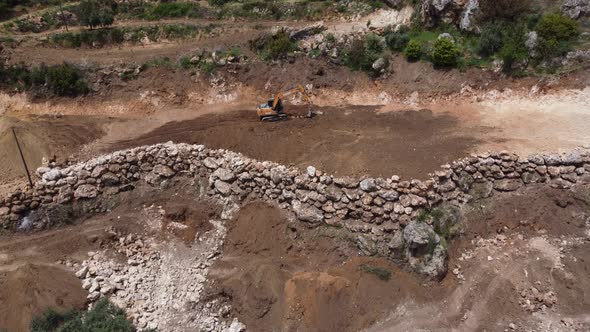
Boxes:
[256,84,311,121]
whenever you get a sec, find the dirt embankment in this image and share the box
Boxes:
[207,201,438,332]
[208,185,590,332]
[113,106,482,179]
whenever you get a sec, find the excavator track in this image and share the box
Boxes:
[260,114,288,122]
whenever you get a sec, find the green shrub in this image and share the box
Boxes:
[344,34,384,75]
[536,13,579,41]
[0,63,88,97]
[498,22,529,72]
[46,63,89,96]
[78,0,116,29]
[360,264,392,281]
[253,31,297,60]
[431,38,460,67]
[534,14,579,60]
[384,26,410,52]
[325,33,336,44]
[31,299,137,332]
[477,21,504,56]
[404,39,422,61]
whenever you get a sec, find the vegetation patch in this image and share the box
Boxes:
[0,62,89,97]
[250,30,298,61]
[431,38,460,67]
[360,264,392,281]
[48,23,211,48]
[30,299,146,332]
[343,33,387,76]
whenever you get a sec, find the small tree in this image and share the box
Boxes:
[477,21,504,56]
[499,23,529,72]
[57,1,74,31]
[404,39,422,61]
[432,38,460,67]
[78,0,116,29]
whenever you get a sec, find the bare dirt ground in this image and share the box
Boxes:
[112,106,483,179]
[206,185,590,332]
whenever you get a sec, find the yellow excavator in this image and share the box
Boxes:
[256,84,313,121]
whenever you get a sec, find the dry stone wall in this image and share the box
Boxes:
[1,142,590,278]
[2,142,590,232]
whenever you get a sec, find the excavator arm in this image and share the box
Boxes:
[271,84,312,117]
[257,84,313,121]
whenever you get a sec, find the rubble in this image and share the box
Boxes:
[74,208,241,332]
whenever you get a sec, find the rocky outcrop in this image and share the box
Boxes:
[1,143,589,278]
[563,0,590,19]
[421,0,480,31]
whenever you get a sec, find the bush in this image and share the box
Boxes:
[431,38,460,67]
[477,21,504,56]
[78,0,116,29]
[498,23,529,72]
[536,13,579,41]
[252,31,297,60]
[0,63,88,97]
[404,39,422,61]
[384,26,410,52]
[344,34,384,74]
[30,299,136,332]
[534,13,579,60]
[360,264,392,281]
[46,63,89,96]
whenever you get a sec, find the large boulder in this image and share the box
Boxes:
[421,0,481,31]
[563,0,590,19]
[459,0,480,32]
[402,220,448,279]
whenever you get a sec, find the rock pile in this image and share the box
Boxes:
[74,208,240,332]
[2,143,589,277]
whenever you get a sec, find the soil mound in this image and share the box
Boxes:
[0,264,86,332]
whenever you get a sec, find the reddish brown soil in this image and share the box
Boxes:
[210,185,590,332]
[161,200,219,244]
[0,264,87,332]
[458,185,590,240]
[0,114,107,186]
[113,107,482,179]
[0,218,115,332]
[207,201,439,332]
